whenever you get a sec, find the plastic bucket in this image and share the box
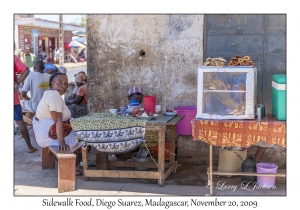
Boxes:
[256,163,278,187]
[150,143,177,160]
[174,106,197,135]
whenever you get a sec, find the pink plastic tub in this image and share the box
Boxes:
[174,106,197,135]
[256,163,278,187]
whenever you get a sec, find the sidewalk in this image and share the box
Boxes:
[54,61,87,69]
[14,127,286,196]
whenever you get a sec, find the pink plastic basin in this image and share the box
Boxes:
[174,106,197,135]
[256,163,278,187]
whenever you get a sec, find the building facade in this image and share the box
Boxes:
[86,14,286,167]
[14,14,86,63]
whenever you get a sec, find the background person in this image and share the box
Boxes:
[38,47,49,63]
[57,66,67,74]
[66,71,86,100]
[14,44,24,63]
[54,48,60,64]
[14,54,38,153]
[14,43,25,133]
[21,60,51,113]
[23,45,36,68]
[15,46,25,100]
[44,63,58,75]
[77,48,86,61]
[65,73,88,118]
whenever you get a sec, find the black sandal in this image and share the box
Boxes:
[76,169,83,176]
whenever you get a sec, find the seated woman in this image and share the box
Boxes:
[116,86,159,161]
[127,86,159,149]
[32,72,83,175]
[65,73,88,118]
[77,48,86,61]
[127,86,143,104]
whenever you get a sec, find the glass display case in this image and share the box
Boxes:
[196,66,257,119]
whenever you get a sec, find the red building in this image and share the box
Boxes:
[14,14,86,63]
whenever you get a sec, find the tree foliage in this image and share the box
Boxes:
[68,15,86,27]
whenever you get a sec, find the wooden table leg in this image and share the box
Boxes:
[209,144,213,195]
[169,125,175,164]
[96,152,108,170]
[82,147,89,181]
[158,129,166,186]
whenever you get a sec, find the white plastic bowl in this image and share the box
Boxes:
[109,109,118,114]
[127,104,140,113]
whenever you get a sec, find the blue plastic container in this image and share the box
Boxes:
[129,103,139,107]
[130,99,139,104]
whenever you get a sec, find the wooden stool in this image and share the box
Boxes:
[41,146,76,193]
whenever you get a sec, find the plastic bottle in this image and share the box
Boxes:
[241,155,257,185]
[132,107,140,117]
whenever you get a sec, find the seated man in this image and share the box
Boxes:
[21,60,52,113]
[65,73,88,118]
[66,71,87,100]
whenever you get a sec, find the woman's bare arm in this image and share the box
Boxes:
[50,111,70,150]
[65,95,84,105]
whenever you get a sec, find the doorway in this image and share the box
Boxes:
[48,38,55,63]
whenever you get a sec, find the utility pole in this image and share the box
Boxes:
[59,15,64,66]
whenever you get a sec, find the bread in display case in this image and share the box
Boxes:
[196,66,257,120]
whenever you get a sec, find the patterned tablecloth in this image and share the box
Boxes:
[70,113,148,153]
[191,114,286,148]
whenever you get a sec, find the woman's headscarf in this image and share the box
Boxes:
[127,86,143,96]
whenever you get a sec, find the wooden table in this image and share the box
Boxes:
[81,115,184,186]
[191,114,286,195]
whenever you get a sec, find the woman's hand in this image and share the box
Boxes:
[50,111,69,150]
[58,141,70,150]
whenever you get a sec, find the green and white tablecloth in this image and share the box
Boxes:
[70,113,147,154]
